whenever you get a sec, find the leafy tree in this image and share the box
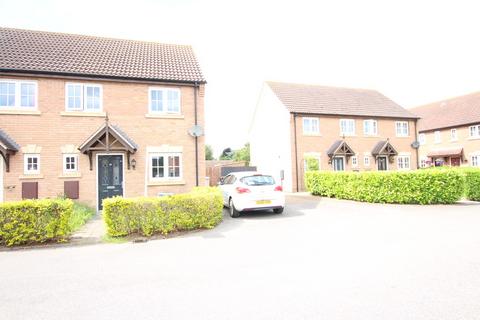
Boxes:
[233,143,250,164]
[205,145,214,160]
[219,147,234,160]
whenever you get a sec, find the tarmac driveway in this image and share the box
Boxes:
[1,194,480,320]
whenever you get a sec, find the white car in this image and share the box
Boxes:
[219,172,285,218]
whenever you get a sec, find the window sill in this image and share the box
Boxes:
[19,174,44,180]
[60,111,106,117]
[59,173,82,178]
[145,113,184,119]
[363,135,379,138]
[303,133,321,136]
[340,134,356,137]
[468,136,480,140]
[395,135,410,138]
[0,109,41,115]
[147,180,186,186]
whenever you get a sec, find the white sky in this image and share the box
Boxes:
[2,0,480,156]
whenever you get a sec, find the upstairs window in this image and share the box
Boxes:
[419,133,426,145]
[303,118,320,135]
[66,83,102,112]
[340,119,355,136]
[363,120,377,136]
[149,88,181,114]
[469,125,480,138]
[434,131,441,144]
[395,121,409,137]
[0,80,37,109]
[450,129,458,141]
[364,156,370,166]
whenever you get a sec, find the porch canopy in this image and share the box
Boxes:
[327,140,355,159]
[79,120,138,170]
[0,129,20,172]
[371,140,398,159]
[427,147,464,159]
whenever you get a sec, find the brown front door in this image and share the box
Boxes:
[451,157,461,167]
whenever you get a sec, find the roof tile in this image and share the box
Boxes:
[0,28,205,83]
[267,81,417,119]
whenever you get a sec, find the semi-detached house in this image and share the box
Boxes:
[250,81,420,192]
[411,92,480,168]
[0,28,206,209]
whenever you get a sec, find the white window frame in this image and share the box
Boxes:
[149,152,183,181]
[352,155,358,167]
[302,117,320,135]
[420,158,427,168]
[363,119,378,136]
[434,130,441,144]
[65,83,103,112]
[450,129,458,141]
[339,119,355,136]
[148,87,181,115]
[419,133,426,145]
[364,156,370,166]
[63,154,79,173]
[397,155,411,170]
[395,121,409,137]
[0,79,38,110]
[469,125,480,139]
[472,155,480,167]
[24,154,40,175]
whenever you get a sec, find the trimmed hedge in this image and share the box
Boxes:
[463,168,480,201]
[0,199,74,246]
[305,169,465,204]
[103,187,223,237]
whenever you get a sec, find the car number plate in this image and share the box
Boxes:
[256,200,271,205]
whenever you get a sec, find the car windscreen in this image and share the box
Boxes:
[240,175,275,186]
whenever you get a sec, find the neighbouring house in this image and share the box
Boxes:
[410,92,480,168]
[249,81,420,192]
[0,28,206,209]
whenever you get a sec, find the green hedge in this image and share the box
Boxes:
[305,169,465,204]
[0,199,74,246]
[103,187,223,237]
[463,168,480,201]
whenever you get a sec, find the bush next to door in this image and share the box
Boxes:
[0,199,74,246]
[463,168,480,201]
[103,187,223,237]
[305,169,465,204]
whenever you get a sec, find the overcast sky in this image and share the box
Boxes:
[2,0,480,156]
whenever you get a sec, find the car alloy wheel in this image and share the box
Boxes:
[229,198,240,218]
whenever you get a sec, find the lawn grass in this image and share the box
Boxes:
[68,202,96,233]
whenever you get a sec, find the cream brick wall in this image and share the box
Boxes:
[0,75,205,207]
[290,114,418,191]
[418,125,480,166]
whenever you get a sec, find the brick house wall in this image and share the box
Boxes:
[417,125,480,167]
[290,114,418,191]
[0,75,205,208]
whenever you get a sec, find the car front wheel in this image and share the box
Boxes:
[229,198,241,218]
[273,207,284,214]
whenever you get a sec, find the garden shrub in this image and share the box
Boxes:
[0,199,74,246]
[103,187,223,237]
[462,168,480,201]
[305,169,465,204]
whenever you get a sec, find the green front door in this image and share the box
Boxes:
[98,155,123,210]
